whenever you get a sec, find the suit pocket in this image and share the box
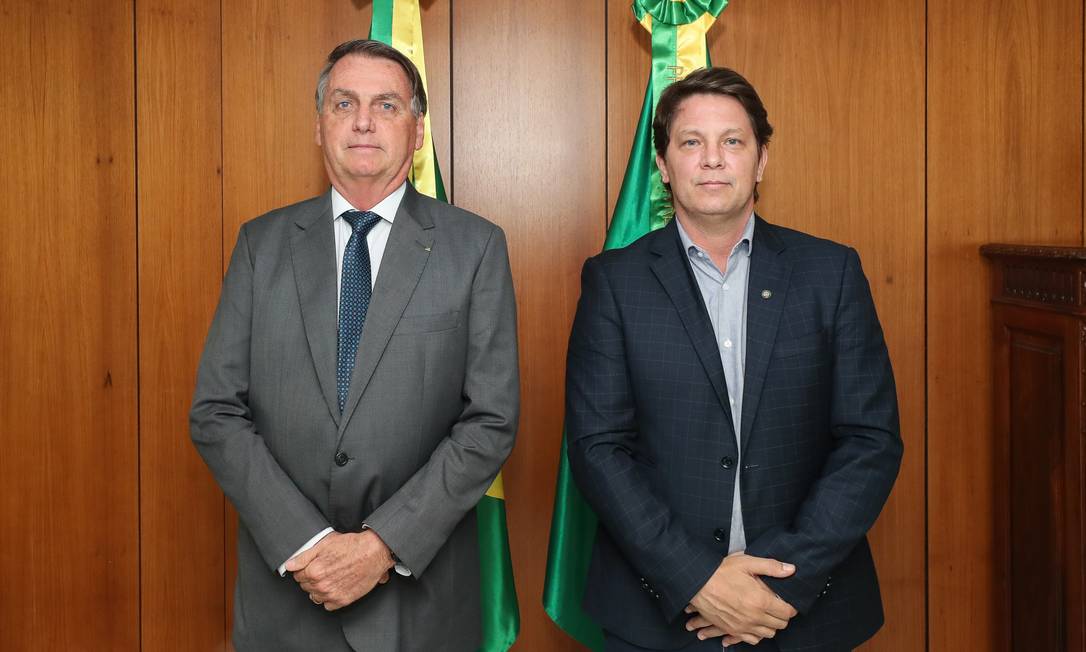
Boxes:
[771,329,827,359]
[393,310,460,335]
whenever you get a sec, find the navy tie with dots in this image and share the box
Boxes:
[337,210,383,413]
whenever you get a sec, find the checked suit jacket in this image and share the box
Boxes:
[565,216,902,651]
[190,184,518,651]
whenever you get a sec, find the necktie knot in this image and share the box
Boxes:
[343,210,382,236]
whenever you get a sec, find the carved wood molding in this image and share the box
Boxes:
[981,243,1086,260]
[982,243,1086,310]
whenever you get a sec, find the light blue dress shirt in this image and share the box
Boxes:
[675,214,755,555]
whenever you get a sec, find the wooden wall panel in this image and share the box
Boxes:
[6,2,1086,650]
[707,3,928,649]
[136,0,225,649]
[0,1,139,649]
[927,1,1083,649]
[451,1,606,650]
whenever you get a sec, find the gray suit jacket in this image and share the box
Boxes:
[190,185,519,651]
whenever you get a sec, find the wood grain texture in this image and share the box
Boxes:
[222,0,373,252]
[1002,317,1067,650]
[0,1,139,649]
[702,2,927,649]
[5,2,1086,649]
[928,0,1083,649]
[451,1,606,649]
[136,0,226,649]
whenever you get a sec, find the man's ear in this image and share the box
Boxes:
[756,144,769,182]
[656,153,670,184]
[414,115,425,151]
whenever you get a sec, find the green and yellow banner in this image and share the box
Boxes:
[370,3,519,650]
[370,0,447,200]
[542,2,727,648]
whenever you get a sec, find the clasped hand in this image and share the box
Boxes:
[685,552,798,647]
[284,530,394,611]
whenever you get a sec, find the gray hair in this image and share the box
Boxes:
[315,39,427,117]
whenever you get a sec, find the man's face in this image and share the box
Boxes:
[656,93,768,227]
[315,54,425,192]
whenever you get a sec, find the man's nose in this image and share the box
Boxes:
[352,107,374,132]
[702,145,724,167]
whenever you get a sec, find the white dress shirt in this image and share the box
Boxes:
[278,182,411,578]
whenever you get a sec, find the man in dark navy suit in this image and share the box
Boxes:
[565,67,902,651]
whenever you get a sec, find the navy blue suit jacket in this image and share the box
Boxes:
[565,216,902,651]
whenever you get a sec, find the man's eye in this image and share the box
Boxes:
[336,100,352,110]
[381,102,395,111]
[683,139,699,147]
[725,138,741,146]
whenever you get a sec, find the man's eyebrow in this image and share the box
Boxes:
[675,126,704,135]
[330,88,359,100]
[371,91,406,103]
[675,126,748,136]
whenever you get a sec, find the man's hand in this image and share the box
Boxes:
[284,530,394,610]
[685,552,798,646]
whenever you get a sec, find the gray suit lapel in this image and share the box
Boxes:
[290,192,341,426]
[649,220,735,428]
[740,216,792,454]
[339,186,435,435]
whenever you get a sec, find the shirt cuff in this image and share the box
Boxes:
[362,524,411,577]
[278,527,334,577]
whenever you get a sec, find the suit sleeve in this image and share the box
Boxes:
[190,224,331,572]
[744,248,903,614]
[565,256,722,622]
[363,226,519,578]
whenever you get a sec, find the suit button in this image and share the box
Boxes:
[720,456,735,470]
[334,451,349,466]
[713,528,726,542]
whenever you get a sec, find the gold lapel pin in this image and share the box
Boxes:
[761,289,772,299]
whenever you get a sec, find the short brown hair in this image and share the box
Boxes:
[652,67,772,200]
[315,39,427,117]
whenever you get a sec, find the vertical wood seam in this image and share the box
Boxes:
[219,0,228,644]
[132,0,143,647]
[923,0,931,650]
[603,0,612,235]
[448,0,455,204]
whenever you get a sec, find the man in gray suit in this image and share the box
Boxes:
[190,39,519,651]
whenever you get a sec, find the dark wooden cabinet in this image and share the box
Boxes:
[982,244,1086,651]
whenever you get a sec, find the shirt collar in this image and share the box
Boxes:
[330,181,407,223]
[675,212,755,260]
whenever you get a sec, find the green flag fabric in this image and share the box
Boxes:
[369,3,520,650]
[542,2,726,649]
